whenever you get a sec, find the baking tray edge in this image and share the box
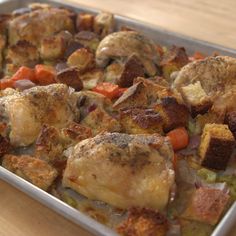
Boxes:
[0,0,235,236]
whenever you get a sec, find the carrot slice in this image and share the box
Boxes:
[11,66,36,82]
[35,64,56,85]
[0,78,15,89]
[92,82,121,99]
[167,127,189,151]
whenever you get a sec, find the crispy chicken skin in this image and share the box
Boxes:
[8,8,74,46]
[173,56,236,94]
[96,31,159,76]
[0,84,78,146]
[63,132,175,210]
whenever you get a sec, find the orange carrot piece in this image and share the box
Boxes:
[11,66,36,82]
[35,64,56,85]
[92,82,121,99]
[167,127,189,151]
[0,78,15,89]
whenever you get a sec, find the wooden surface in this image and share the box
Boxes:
[1,1,236,236]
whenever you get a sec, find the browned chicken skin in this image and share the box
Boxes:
[96,31,160,76]
[8,8,74,46]
[63,132,175,210]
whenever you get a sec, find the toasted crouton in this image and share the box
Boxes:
[120,108,163,134]
[76,13,94,32]
[67,48,95,72]
[113,78,178,110]
[6,40,39,67]
[154,97,189,132]
[81,107,120,135]
[181,81,212,117]
[113,81,148,109]
[117,54,145,88]
[161,46,189,80]
[225,111,236,139]
[75,31,100,52]
[40,34,66,60]
[93,12,114,38]
[181,187,230,225]
[35,123,92,173]
[35,124,65,164]
[2,154,58,191]
[56,67,83,91]
[61,122,92,143]
[198,124,235,170]
[117,208,168,236]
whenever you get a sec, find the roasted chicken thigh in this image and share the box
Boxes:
[63,132,175,210]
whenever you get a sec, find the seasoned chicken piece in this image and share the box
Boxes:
[117,208,168,236]
[63,132,175,210]
[96,31,159,76]
[2,154,58,191]
[173,56,236,114]
[173,56,236,94]
[8,8,74,46]
[0,84,79,146]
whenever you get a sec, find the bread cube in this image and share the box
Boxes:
[199,124,235,170]
[81,107,120,135]
[75,31,100,52]
[40,34,66,60]
[181,81,212,117]
[120,108,163,134]
[56,67,83,91]
[117,207,168,236]
[2,154,58,191]
[67,48,95,72]
[76,13,94,31]
[181,187,230,225]
[116,54,144,88]
[113,81,148,109]
[161,46,189,80]
[93,12,114,38]
[6,40,39,67]
[154,97,189,132]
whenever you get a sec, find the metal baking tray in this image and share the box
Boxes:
[0,0,236,235]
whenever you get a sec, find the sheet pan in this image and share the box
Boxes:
[0,0,236,235]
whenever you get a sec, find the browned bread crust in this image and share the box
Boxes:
[120,108,163,134]
[198,124,235,170]
[2,154,57,190]
[117,207,168,236]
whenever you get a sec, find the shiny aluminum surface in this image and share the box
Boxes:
[0,1,235,235]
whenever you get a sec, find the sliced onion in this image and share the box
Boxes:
[14,79,36,91]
